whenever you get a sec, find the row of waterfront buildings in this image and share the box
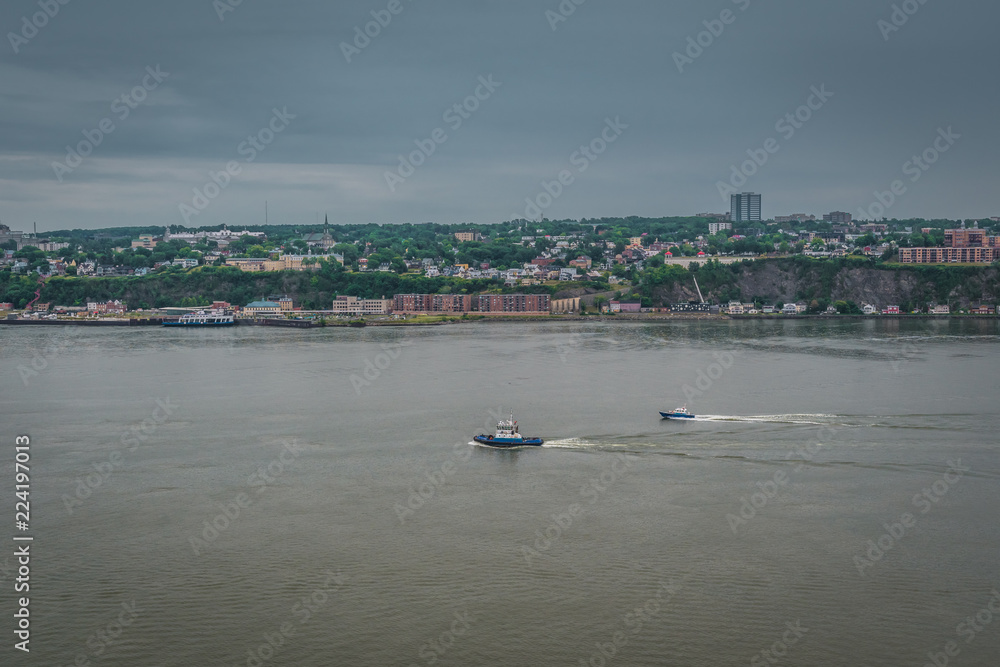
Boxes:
[10,294,994,319]
[243,294,553,317]
[720,301,990,316]
[392,293,551,314]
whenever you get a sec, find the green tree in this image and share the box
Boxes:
[334,243,359,265]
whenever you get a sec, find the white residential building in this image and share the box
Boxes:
[165,226,265,245]
[330,296,392,316]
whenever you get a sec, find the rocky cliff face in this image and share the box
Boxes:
[733,262,806,303]
[829,268,925,305]
[649,260,1000,308]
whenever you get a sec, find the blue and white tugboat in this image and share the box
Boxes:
[474,410,543,448]
[660,404,696,420]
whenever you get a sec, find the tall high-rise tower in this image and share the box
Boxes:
[730,192,762,223]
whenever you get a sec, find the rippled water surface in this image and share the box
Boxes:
[1,318,998,665]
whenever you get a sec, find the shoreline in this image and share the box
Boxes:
[1,313,995,328]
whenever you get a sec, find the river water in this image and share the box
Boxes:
[1,319,998,666]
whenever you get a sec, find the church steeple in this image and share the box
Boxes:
[321,214,333,247]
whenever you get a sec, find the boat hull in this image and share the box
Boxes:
[474,435,544,448]
[660,412,696,420]
[163,321,236,327]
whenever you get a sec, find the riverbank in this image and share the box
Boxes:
[2,312,996,328]
[0,317,165,326]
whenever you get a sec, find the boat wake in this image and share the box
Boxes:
[541,438,590,449]
[693,414,837,425]
[542,438,638,451]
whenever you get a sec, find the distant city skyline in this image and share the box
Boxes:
[8,208,1000,237]
[1,0,997,231]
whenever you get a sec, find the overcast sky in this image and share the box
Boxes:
[1,0,997,231]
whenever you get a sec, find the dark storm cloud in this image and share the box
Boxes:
[0,0,997,230]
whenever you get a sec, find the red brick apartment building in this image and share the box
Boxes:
[393,294,472,314]
[945,229,998,248]
[899,228,1000,264]
[476,294,550,314]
